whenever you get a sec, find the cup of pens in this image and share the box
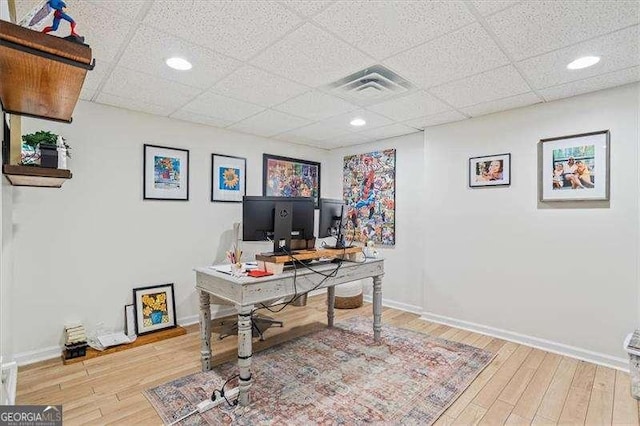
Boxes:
[227,247,243,277]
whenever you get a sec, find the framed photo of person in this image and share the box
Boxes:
[132,283,177,335]
[143,144,189,201]
[469,153,511,188]
[538,130,610,202]
[211,154,246,202]
[263,154,321,207]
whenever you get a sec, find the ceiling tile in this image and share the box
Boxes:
[274,90,359,121]
[279,0,333,17]
[169,110,234,128]
[251,23,374,87]
[322,133,374,147]
[180,91,265,123]
[79,60,110,101]
[367,91,451,121]
[23,0,135,63]
[539,67,640,102]
[323,109,395,134]
[430,65,531,108]
[313,1,474,59]
[211,66,308,107]
[518,25,640,89]
[87,0,147,19]
[144,1,302,61]
[403,110,468,129]
[460,92,542,117]
[384,23,509,89]
[360,124,419,141]
[486,0,640,61]
[102,66,201,109]
[118,25,241,89]
[469,0,521,17]
[274,132,323,146]
[96,93,175,116]
[278,122,352,141]
[227,110,311,137]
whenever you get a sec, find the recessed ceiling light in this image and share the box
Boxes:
[350,118,366,127]
[567,56,600,70]
[165,57,192,71]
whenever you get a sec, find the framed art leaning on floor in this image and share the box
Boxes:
[133,284,177,335]
[538,130,610,202]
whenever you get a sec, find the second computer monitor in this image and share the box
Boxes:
[318,198,346,249]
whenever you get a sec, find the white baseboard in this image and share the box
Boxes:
[14,306,242,366]
[13,346,61,366]
[362,295,423,315]
[420,311,629,371]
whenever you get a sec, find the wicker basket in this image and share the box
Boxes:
[335,293,363,309]
[335,280,364,309]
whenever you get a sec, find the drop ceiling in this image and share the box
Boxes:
[13,0,640,149]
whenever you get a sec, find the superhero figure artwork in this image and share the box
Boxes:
[343,149,396,246]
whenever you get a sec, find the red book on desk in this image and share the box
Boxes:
[248,269,273,278]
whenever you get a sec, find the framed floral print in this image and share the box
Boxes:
[133,283,177,335]
[143,144,189,201]
[211,154,246,202]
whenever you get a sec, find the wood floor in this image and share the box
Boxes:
[16,295,639,425]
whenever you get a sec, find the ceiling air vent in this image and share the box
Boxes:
[327,65,413,105]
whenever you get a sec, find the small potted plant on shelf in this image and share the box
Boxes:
[21,131,71,169]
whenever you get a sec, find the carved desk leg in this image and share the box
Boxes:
[373,275,383,341]
[199,290,212,371]
[327,285,335,327]
[237,304,254,407]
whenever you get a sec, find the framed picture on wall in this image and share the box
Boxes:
[211,154,246,202]
[263,154,321,207]
[143,144,189,201]
[132,283,177,335]
[538,130,610,202]
[469,153,511,188]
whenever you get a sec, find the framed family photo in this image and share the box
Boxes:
[538,130,610,202]
[143,144,189,201]
[469,153,511,188]
[132,283,177,335]
[263,154,321,207]
[211,154,246,202]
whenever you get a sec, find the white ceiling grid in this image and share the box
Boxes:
[12,0,640,149]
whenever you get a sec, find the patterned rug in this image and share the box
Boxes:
[145,317,494,425]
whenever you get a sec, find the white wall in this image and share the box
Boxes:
[423,83,640,367]
[12,101,328,359]
[1,115,14,362]
[325,132,425,313]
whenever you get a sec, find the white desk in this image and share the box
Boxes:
[194,258,385,407]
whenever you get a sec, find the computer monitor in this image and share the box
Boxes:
[242,196,315,254]
[318,198,346,249]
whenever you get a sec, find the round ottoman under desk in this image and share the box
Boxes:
[334,280,363,309]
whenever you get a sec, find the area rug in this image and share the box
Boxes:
[145,317,494,425]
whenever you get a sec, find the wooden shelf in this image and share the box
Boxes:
[255,247,363,264]
[62,326,187,365]
[0,20,94,122]
[2,164,72,187]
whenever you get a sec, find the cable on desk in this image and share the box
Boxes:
[255,245,346,314]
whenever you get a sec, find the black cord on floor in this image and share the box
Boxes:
[211,374,239,407]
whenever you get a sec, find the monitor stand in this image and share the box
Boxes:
[273,201,293,254]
